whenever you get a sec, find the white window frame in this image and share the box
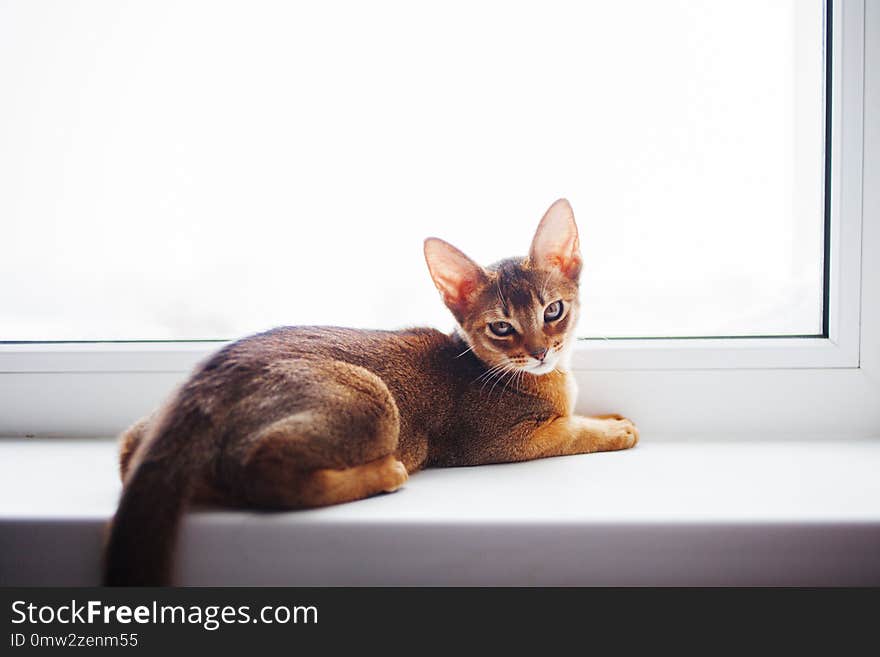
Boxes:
[0,0,877,440]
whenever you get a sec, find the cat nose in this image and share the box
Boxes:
[529,347,548,361]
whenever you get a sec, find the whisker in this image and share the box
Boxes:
[480,369,505,395]
[473,361,507,384]
[506,368,525,396]
[481,360,516,395]
[488,364,517,397]
[497,366,520,397]
[474,361,510,390]
[476,361,507,377]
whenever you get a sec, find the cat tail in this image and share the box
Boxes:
[103,395,215,586]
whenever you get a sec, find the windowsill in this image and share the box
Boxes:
[1,437,879,586]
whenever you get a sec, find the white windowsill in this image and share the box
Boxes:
[1,437,879,586]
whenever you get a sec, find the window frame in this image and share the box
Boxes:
[0,0,876,440]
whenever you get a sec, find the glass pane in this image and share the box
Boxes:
[0,0,825,340]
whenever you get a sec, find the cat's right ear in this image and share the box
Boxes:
[424,238,488,314]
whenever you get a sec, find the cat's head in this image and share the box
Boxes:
[424,198,582,375]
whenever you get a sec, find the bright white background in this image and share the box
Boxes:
[1,0,825,340]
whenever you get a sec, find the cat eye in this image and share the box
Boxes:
[544,300,564,322]
[488,321,514,337]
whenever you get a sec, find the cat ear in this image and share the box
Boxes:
[424,238,488,313]
[529,198,582,280]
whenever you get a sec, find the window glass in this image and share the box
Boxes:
[0,0,826,340]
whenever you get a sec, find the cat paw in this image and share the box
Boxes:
[379,456,409,493]
[602,416,639,449]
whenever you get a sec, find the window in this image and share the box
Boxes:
[0,0,875,440]
[2,0,826,341]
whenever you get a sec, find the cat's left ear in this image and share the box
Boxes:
[529,198,582,281]
[424,237,488,314]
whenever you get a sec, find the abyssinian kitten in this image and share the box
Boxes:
[104,198,639,586]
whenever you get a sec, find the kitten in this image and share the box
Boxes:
[104,198,638,586]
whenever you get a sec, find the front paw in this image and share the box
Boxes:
[599,415,639,449]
